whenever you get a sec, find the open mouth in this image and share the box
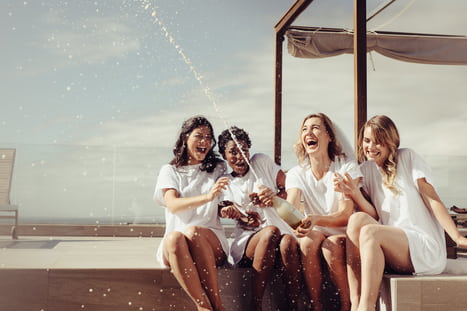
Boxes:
[234,161,247,168]
[196,146,207,153]
[366,150,379,156]
[305,138,317,146]
[366,150,381,159]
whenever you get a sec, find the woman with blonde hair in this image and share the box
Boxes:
[344,115,467,311]
[286,113,377,311]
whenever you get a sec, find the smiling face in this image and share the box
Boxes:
[362,126,390,167]
[186,125,213,164]
[224,140,250,177]
[301,117,331,158]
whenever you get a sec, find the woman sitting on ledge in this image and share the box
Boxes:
[154,116,229,311]
[217,126,301,311]
[342,115,467,311]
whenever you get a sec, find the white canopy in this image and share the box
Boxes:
[287,27,467,65]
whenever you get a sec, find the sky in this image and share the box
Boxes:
[1,0,467,223]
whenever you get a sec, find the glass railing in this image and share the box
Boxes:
[6,143,166,225]
[3,143,467,225]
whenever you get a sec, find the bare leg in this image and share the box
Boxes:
[346,213,370,311]
[300,231,326,311]
[279,234,301,311]
[357,224,414,311]
[322,234,350,311]
[244,225,281,311]
[184,226,227,311]
[163,231,213,311]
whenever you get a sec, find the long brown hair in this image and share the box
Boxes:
[293,113,344,166]
[358,115,400,194]
[170,115,223,173]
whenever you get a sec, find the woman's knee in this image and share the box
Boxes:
[347,212,372,237]
[322,236,345,255]
[358,224,383,248]
[252,226,281,253]
[300,231,325,254]
[164,231,188,254]
[280,234,299,253]
[261,225,281,242]
[183,225,207,240]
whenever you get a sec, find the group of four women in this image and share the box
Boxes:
[154,113,467,311]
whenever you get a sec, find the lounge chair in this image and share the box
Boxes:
[0,148,18,239]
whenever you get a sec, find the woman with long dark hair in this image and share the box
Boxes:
[154,115,229,311]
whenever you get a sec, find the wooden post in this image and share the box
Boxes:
[274,35,283,165]
[274,0,314,165]
[354,0,367,154]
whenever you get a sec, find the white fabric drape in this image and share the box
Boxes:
[287,28,467,65]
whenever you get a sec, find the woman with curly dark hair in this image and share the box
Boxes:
[217,126,301,311]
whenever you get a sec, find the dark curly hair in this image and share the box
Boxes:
[170,115,223,173]
[218,126,252,157]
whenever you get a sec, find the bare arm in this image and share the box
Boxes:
[163,177,229,214]
[300,174,375,231]
[295,197,354,237]
[301,198,354,229]
[288,184,353,236]
[335,173,379,220]
[286,187,303,213]
[418,178,467,248]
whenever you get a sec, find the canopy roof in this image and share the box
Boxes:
[272,0,467,165]
[287,26,467,65]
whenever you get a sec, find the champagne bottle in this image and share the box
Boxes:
[272,197,304,229]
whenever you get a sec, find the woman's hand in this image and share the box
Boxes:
[219,204,243,219]
[334,172,359,200]
[295,215,315,237]
[206,177,229,202]
[256,184,275,207]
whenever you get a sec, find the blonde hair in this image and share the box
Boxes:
[358,115,400,194]
[294,113,344,166]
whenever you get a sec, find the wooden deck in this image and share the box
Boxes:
[0,234,334,311]
[0,267,282,311]
[380,274,467,311]
[1,224,467,310]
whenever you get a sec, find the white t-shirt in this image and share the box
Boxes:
[153,161,229,267]
[286,156,363,236]
[221,153,296,264]
[360,148,446,275]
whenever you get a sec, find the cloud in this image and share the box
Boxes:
[368,0,467,34]
[71,43,353,169]
[73,19,467,172]
[40,10,140,67]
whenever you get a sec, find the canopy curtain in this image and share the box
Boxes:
[287,27,467,65]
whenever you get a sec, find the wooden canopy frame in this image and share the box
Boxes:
[273,0,367,164]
